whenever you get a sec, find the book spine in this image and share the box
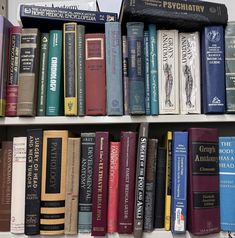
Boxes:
[46,30,63,116]
[179,32,201,114]
[148,24,158,115]
[118,131,137,233]
[105,22,123,116]
[65,138,81,234]
[107,142,120,233]
[171,131,188,234]
[40,130,68,235]
[37,32,49,116]
[158,30,179,114]
[77,25,85,116]
[10,137,27,234]
[6,26,22,116]
[85,33,106,115]
[144,31,150,115]
[201,26,225,114]
[64,22,78,116]
[127,22,145,115]
[17,28,40,116]
[91,132,109,236]
[25,129,43,235]
[78,133,95,232]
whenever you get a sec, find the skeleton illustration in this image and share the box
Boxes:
[183,64,194,108]
[163,63,173,107]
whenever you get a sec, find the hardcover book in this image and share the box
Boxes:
[144,31,150,115]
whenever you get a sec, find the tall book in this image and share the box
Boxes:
[118,131,137,233]
[144,31,150,115]
[158,30,179,114]
[171,131,188,234]
[78,133,95,232]
[65,137,81,234]
[85,33,106,115]
[6,26,22,116]
[179,32,201,114]
[46,30,63,116]
[91,132,109,236]
[219,137,235,231]
[64,22,78,116]
[187,128,220,235]
[105,22,123,115]
[17,28,40,116]
[25,129,43,235]
[40,130,68,235]
[10,137,27,234]
[201,26,225,114]
[0,141,13,231]
[127,22,145,115]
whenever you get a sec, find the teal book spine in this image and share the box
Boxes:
[46,30,63,116]
[105,22,123,115]
[144,31,150,115]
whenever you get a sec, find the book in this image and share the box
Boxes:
[6,26,22,117]
[17,28,40,116]
[119,0,228,30]
[187,128,220,235]
[40,130,68,235]
[10,137,27,234]
[0,141,13,231]
[105,22,123,116]
[25,129,43,235]
[171,131,188,233]
[91,132,109,236]
[78,133,95,232]
[158,30,179,114]
[201,26,225,114]
[144,31,150,115]
[179,32,201,114]
[85,33,106,115]
[46,30,63,116]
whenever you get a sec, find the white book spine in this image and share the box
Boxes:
[158,30,179,114]
[179,32,201,114]
[10,137,27,234]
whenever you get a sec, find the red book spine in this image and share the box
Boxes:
[107,142,120,233]
[187,128,220,235]
[6,26,22,116]
[85,33,106,115]
[91,132,109,236]
[118,131,137,233]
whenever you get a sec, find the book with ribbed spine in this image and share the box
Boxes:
[144,31,150,115]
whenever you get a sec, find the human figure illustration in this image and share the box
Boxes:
[163,63,173,107]
[183,64,194,108]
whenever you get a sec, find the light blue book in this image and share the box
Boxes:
[144,31,150,115]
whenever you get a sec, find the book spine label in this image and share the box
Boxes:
[6,27,22,116]
[158,30,179,114]
[202,26,225,113]
[144,31,150,115]
[64,22,78,116]
[105,22,123,115]
[25,129,43,235]
[179,32,201,114]
[37,33,49,116]
[127,22,145,115]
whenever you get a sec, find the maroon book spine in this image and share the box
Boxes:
[91,132,109,236]
[187,128,220,235]
[118,131,137,234]
[85,33,106,115]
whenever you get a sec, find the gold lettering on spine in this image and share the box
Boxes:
[162,1,204,13]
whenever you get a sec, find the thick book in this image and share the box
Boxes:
[118,131,137,233]
[144,31,150,115]
[201,26,225,114]
[105,22,123,116]
[78,133,95,232]
[187,128,220,235]
[6,26,22,116]
[40,130,68,235]
[91,132,109,236]
[25,129,43,235]
[0,141,13,231]
[10,137,27,234]
[171,131,188,234]
[85,33,106,115]
[119,0,228,31]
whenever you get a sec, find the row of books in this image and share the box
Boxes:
[1,125,235,236]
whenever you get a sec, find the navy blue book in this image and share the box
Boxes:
[201,26,225,114]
